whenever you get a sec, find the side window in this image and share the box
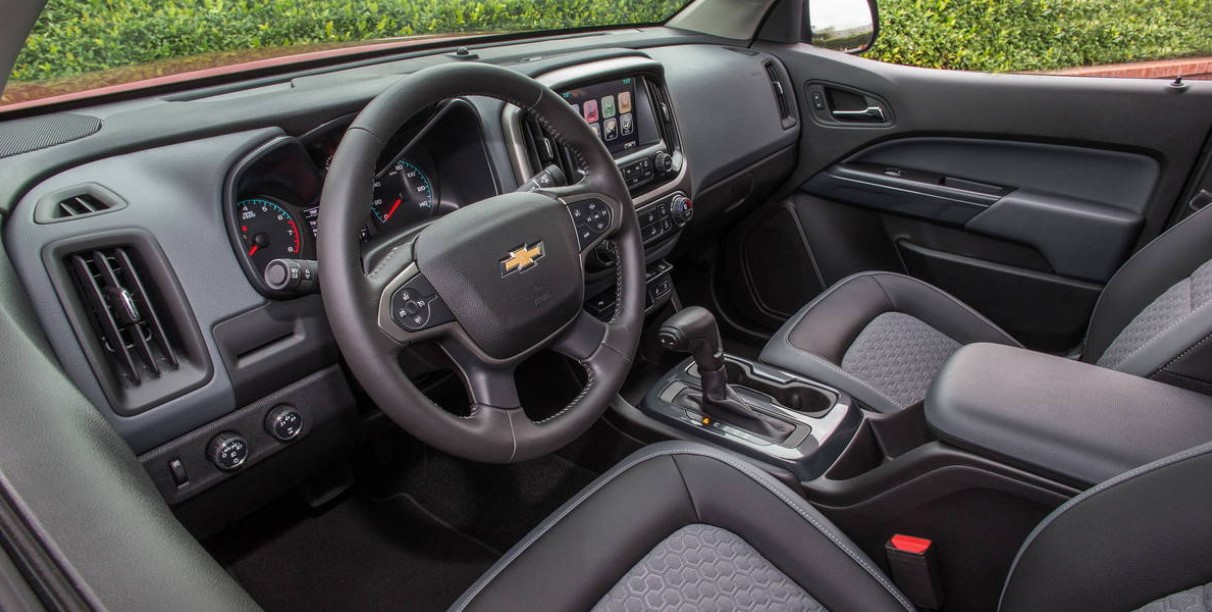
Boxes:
[809,0,1212,80]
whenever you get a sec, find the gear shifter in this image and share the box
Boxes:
[657,307,789,440]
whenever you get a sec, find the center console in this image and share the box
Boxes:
[638,307,861,481]
[643,355,860,480]
[927,343,1212,486]
[505,57,693,320]
[505,57,688,206]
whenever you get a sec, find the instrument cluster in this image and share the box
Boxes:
[228,100,497,294]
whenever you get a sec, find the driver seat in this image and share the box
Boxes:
[451,441,1212,612]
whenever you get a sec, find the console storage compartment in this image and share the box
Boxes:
[927,343,1212,487]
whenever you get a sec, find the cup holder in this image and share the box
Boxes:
[688,357,838,416]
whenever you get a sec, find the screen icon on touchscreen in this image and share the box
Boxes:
[620,112,634,136]
[618,91,632,114]
[583,100,599,123]
[601,95,616,119]
[603,117,619,141]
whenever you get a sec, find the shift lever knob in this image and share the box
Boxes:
[657,307,787,441]
[658,307,725,373]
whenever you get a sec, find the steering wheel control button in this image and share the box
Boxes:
[265,405,304,442]
[568,199,613,249]
[391,274,454,332]
[207,432,250,471]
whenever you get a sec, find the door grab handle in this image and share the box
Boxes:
[831,106,886,122]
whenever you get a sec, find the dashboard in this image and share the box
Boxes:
[0,38,800,507]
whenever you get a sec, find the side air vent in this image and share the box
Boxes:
[764,61,797,129]
[34,183,127,223]
[57,193,112,218]
[67,247,179,386]
[49,232,211,416]
[520,112,582,181]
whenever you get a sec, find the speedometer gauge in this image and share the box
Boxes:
[371,160,435,228]
[237,198,303,272]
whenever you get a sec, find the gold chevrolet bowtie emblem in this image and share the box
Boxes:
[500,242,545,276]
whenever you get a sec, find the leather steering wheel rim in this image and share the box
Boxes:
[318,63,645,463]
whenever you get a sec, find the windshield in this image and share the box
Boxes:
[2,0,689,111]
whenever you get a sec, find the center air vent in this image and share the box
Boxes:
[50,233,211,416]
[68,247,178,386]
[520,112,583,181]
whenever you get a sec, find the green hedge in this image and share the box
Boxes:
[10,0,1212,83]
[871,0,1212,72]
[12,0,684,82]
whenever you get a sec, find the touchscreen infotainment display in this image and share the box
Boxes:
[561,77,647,156]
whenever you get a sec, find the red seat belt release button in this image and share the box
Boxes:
[885,534,943,610]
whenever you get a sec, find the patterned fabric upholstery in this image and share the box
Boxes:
[840,312,962,409]
[1135,581,1212,612]
[1098,260,1212,370]
[592,524,826,612]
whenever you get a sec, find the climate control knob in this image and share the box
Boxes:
[207,432,249,471]
[669,195,694,227]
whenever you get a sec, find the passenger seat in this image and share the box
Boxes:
[760,203,1212,413]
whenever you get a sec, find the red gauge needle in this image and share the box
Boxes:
[248,245,259,257]
[384,198,403,222]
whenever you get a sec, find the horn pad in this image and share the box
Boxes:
[414,192,585,360]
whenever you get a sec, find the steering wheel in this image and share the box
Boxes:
[318,63,645,463]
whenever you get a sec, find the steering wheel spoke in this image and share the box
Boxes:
[442,337,522,410]
[551,309,610,362]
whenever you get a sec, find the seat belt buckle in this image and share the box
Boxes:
[885,534,944,610]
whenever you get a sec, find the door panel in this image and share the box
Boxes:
[741,43,1212,350]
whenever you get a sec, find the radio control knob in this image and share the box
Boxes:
[654,152,674,174]
[669,195,694,227]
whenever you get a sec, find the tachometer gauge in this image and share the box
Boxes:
[237,198,303,272]
[371,160,435,228]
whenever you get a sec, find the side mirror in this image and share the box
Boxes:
[808,0,878,54]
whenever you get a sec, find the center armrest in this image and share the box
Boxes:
[926,343,1212,486]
